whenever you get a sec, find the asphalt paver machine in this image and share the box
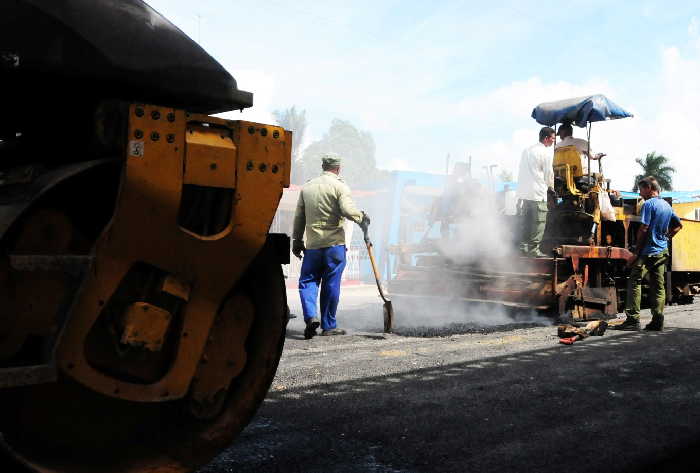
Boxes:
[388,95,645,326]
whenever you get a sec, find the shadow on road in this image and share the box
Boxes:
[200,327,700,473]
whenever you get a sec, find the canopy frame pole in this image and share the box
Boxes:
[587,122,592,179]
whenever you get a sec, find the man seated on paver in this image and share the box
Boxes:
[555,123,606,175]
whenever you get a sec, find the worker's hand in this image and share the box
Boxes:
[359,212,371,234]
[292,239,305,259]
[546,188,557,210]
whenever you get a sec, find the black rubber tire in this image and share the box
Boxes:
[0,239,288,473]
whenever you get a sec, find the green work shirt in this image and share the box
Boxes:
[292,172,363,249]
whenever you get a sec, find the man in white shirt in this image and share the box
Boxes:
[516,127,555,257]
[555,123,605,175]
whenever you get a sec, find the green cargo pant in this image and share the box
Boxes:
[625,249,669,321]
[519,200,548,256]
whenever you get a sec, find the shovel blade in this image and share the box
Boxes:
[383,301,394,333]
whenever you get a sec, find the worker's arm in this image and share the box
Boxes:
[668,215,683,239]
[634,224,649,257]
[628,199,654,266]
[582,148,605,161]
[337,183,364,224]
[546,187,557,210]
[585,152,606,160]
[543,150,554,191]
[291,193,306,258]
[581,140,605,160]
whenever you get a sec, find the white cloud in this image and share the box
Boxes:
[689,16,699,38]
[144,1,700,192]
[449,77,617,183]
[652,42,700,189]
[456,77,613,122]
[442,32,700,192]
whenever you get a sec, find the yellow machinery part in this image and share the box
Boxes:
[183,123,237,188]
[671,201,700,271]
[673,201,700,220]
[56,104,290,402]
[671,218,700,272]
[553,145,583,197]
[553,145,584,177]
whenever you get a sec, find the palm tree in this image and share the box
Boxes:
[632,152,676,192]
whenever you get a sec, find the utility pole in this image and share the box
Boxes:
[445,153,451,175]
[489,164,498,191]
[483,164,499,191]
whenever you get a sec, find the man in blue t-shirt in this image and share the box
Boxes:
[615,176,683,331]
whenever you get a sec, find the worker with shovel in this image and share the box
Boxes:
[292,153,370,339]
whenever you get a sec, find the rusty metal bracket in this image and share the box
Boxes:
[558,245,633,272]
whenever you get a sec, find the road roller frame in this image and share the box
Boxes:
[51,104,290,402]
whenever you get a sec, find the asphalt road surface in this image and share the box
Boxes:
[199,288,700,473]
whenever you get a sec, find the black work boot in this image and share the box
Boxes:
[304,317,320,339]
[644,316,664,331]
[613,316,640,331]
[321,328,347,336]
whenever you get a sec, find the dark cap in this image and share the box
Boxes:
[557,123,573,137]
[321,153,341,167]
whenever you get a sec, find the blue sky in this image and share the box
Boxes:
[146,0,700,190]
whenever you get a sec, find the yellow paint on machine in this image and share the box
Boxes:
[673,201,700,220]
[672,217,700,272]
[56,104,291,402]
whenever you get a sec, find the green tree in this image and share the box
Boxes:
[273,106,307,185]
[301,119,385,189]
[632,152,676,192]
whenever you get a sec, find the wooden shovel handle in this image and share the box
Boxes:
[365,241,390,303]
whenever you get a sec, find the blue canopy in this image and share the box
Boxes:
[531,95,633,128]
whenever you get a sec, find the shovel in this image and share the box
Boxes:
[362,227,394,333]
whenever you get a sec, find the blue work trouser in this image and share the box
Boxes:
[298,244,347,330]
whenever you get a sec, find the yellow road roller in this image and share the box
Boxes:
[0,1,291,471]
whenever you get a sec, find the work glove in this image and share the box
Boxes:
[292,239,305,259]
[359,212,371,234]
